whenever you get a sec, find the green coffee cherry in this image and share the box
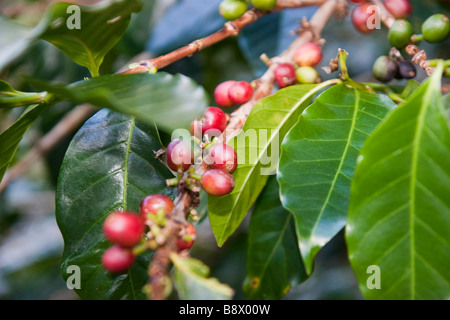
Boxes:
[422,14,450,43]
[251,0,277,11]
[373,56,398,82]
[219,0,248,21]
[295,66,320,84]
[388,19,413,48]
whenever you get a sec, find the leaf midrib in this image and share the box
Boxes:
[307,88,360,253]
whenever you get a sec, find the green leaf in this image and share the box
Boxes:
[243,176,307,300]
[28,72,208,133]
[57,109,175,300]
[0,103,51,183]
[401,80,421,100]
[0,0,141,74]
[277,84,396,275]
[170,253,234,300]
[346,62,450,299]
[208,82,336,247]
[40,0,142,76]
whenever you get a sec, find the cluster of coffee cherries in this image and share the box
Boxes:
[351,0,449,82]
[101,195,196,273]
[219,0,277,21]
[272,42,323,88]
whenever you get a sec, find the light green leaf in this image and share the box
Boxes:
[277,84,395,274]
[0,103,51,183]
[171,253,234,300]
[346,62,450,299]
[208,82,337,246]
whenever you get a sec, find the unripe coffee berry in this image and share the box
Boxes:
[140,194,174,221]
[103,212,144,247]
[219,0,247,21]
[274,63,297,88]
[201,169,235,196]
[251,0,277,11]
[294,42,323,67]
[214,80,236,108]
[422,14,450,43]
[295,66,320,84]
[166,139,192,172]
[202,107,228,135]
[228,81,253,105]
[176,223,196,252]
[384,0,412,19]
[102,245,135,273]
[372,56,398,82]
[352,3,376,34]
[209,143,238,173]
[388,19,413,48]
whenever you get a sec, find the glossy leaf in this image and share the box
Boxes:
[208,82,336,246]
[40,0,142,76]
[278,84,396,275]
[0,103,51,183]
[28,72,208,132]
[57,109,175,300]
[346,63,450,299]
[171,253,234,300]
[244,176,307,300]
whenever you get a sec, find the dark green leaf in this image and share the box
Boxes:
[346,62,450,299]
[57,109,175,300]
[0,103,51,182]
[40,0,142,76]
[28,72,208,133]
[277,84,395,275]
[171,253,234,300]
[208,82,335,246]
[244,176,307,300]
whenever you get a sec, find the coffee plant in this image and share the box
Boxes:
[0,0,449,300]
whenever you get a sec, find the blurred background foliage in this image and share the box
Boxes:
[0,0,448,299]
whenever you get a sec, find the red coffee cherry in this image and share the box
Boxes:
[228,81,253,105]
[384,0,412,19]
[103,212,144,247]
[214,80,236,108]
[166,139,192,172]
[274,63,297,88]
[102,245,135,273]
[140,194,174,221]
[201,169,235,196]
[202,107,228,135]
[294,42,323,67]
[352,3,376,34]
[209,143,238,173]
[349,0,366,3]
[176,223,196,252]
